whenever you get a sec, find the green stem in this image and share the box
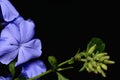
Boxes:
[58,57,74,67]
[57,66,74,71]
[28,69,53,80]
[28,57,74,80]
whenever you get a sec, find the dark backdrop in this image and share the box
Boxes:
[1,0,119,80]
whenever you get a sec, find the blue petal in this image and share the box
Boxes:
[0,39,18,56]
[1,23,20,45]
[0,40,18,64]
[21,60,46,79]
[0,49,18,65]
[15,39,42,66]
[0,16,24,26]
[0,0,19,22]
[13,16,24,25]
[0,76,11,80]
[19,19,35,43]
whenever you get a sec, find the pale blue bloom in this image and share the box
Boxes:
[20,60,46,79]
[0,18,42,66]
[0,0,19,22]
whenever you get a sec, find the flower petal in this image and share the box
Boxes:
[0,39,18,65]
[0,47,18,65]
[22,39,42,50]
[0,39,18,56]
[21,60,46,79]
[0,0,19,22]
[13,16,24,25]
[16,39,42,66]
[19,19,35,43]
[0,23,20,44]
[0,76,11,80]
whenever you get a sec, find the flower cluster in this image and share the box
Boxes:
[74,38,115,77]
[0,0,46,79]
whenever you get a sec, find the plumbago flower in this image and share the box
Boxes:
[0,0,19,22]
[0,18,42,66]
[0,0,47,79]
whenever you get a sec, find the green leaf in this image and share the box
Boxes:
[87,37,105,53]
[57,72,69,80]
[8,61,16,78]
[48,56,58,69]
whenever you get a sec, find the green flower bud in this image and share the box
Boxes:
[91,61,97,68]
[99,56,110,62]
[96,64,106,77]
[103,60,115,64]
[87,44,96,55]
[93,68,98,74]
[88,62,94,71]
[87,56,93,61]
[100,63,107,70]
[100,70,106,77]
[97,66,102,73]
[94,53,107,60]
[86,67,91,72]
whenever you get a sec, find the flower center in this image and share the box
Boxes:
[18,43,23,48]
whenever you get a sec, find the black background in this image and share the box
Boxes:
[1,0,119,80]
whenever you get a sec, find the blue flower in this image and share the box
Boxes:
[0,18,42,66]
[20,60,46,79]
[0,76,11,80]
[0,0,19,22]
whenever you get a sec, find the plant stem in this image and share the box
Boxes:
[28,69,53,80]
[28,57,74,80]
[58,57,74,67]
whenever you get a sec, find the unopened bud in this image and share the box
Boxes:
[94,53,107,60]
[87,44,96,55]
[99,56,110,62]
[100,63,107,70]
[103,60,115,64]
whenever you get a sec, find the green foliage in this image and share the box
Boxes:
[56,72,69,80]
[48,56,58,69]
[8,61,16,78]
